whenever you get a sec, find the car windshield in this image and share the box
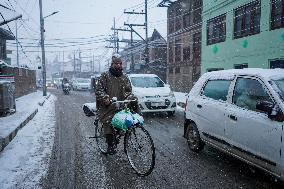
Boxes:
[130,76,164,88]
[272,78,284,102]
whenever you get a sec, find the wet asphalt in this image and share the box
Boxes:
[41,89,284,189]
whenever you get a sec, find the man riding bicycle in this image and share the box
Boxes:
[95,54,138,155]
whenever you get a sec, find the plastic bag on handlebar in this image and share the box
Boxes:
[111,110,144,131]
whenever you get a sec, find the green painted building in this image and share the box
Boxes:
[201,0,284,74]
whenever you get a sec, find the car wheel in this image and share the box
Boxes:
[186,122,204,152]
[167,111,175,117]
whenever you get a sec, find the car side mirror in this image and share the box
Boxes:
[256,101,284,122]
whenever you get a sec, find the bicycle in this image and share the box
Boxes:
[89,98,155,177]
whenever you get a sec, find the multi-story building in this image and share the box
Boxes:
[202,0,284,73]
[160,0,203,92]
[121,29,167,82]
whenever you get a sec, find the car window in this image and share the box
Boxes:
[130,76,164,88]
[202,80,231,101]
[272,78,284,102]
[233,78,273,112]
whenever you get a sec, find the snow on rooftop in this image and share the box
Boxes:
[127,74,158,77]
[204,68,284,81]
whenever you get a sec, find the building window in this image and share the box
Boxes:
[234,1,261,39]
[175,67,180,73]
[234,63,248,69]
[168,7,175,34]
[169,22,175,34]
[193,32,201,61]
[175,3,182,31]
[207,14,226,45]
[183,13,190,28]
[175,18,182,31]
[183,46,190,60]
[192,2,202,25]
[270,59,284,68]
[175,38,182,62]
[271,0,284,30]
[169,68,173,74]
[207,68,224,72]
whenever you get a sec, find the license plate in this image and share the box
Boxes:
[151,102,164,106]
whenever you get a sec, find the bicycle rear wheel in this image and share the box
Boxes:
[124,125,155,176]
[94,120,108,154]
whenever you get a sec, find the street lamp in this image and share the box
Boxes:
[39,0,58,96]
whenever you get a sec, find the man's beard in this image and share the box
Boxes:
[109,67,123,77]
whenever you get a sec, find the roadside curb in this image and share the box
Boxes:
[38,93,51,106]
[0,108,38,152]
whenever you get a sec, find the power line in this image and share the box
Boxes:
[0,11,32,65]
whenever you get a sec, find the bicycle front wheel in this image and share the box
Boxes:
[94,120,108,154]
[124,125,155,176]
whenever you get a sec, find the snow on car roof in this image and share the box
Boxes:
[128,74,158,78]
[203,68,284,81]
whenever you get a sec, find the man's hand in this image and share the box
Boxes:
[126,94,137,101]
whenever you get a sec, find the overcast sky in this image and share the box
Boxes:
[2,0,168,69]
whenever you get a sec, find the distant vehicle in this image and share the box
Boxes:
[128,74,176,116]
[46,79,54,88]
[184,68,284,181]
[62,83,71,95]
[72,78,91,91]
[53,78,63,89]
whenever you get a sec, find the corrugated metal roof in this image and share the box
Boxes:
[0,28,15,40]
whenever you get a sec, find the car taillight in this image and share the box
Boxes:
[185,98,188,112]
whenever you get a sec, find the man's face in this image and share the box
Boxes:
[111,58,123,71]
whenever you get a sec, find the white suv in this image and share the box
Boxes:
[128,74,176,116]
[184,68,284,180]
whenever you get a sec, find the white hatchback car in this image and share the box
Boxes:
[128,74,176,116]
[184,68,284,180]
[72,78,91,91]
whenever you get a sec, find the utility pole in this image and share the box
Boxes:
[79,50,82,77]
[92,54,95,73]
[62,51,64,78]
[130,28,134,72]
[113,18,117,53]
[124,0,149,65]
[15,20,19,67]
[145,0,149,65]
[73,51,76,78]
[39,0,47,96]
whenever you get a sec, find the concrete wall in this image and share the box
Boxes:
[0,67,37,98]
[201,0,284,73]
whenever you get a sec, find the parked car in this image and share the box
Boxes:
[184,68,284,181]
[72,78,91,91]
[128,74,176,116]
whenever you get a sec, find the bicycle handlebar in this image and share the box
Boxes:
[111,98,137,104]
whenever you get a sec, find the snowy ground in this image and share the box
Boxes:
[0,91,185,188]
[0,95,56,189]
